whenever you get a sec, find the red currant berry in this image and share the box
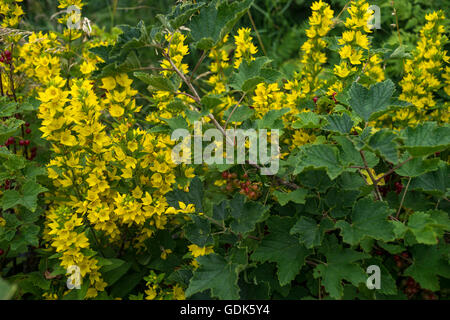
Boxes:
[26,128,32,134]
[25,140,30,146]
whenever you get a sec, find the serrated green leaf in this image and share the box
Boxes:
[313,236,369,299]
[134,72,177,92]
[336,198,395,245]
[404,244,450,291]
[251,216,310,286]
[186,254,240,299]
[348,80,396,121]
[367,129,399,163]
[323,113,354,134]
[189,0,253,50]
[273,188,308,206]
[229,194,269,235]
[296,144,344,180]
[290,216,334,249]
[402,122,450,157]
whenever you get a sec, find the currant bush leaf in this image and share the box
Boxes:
[336,198,395,245]
[186,254,240,299]
[251,216,310,286]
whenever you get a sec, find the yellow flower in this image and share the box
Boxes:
[188,244,214,258]
[100,77,116,91]
[109,104,124,118]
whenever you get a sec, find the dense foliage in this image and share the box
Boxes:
[0,0,449,300]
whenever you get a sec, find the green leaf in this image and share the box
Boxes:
[292,112,323,129]
[367,129,399,164]
[21,181,48,212]
[251,216,310,286]
[134,73,177,92]
[223,105,254,123]
[272,188,308,206]
[410,163,448,196]
[395,157,441,177]
[336,198,395,245]
[404,244,450,291]
[189,0,253,50]
[160,115,189,131]
[0,118,24,141]
[402,122,450,157]
[323,113,354,134]
[406,211,450,245]
[186,254,240,299]
[0,277,16,300]
[313,236,369,299]
[296,145,344,180]
[184,215,214,247]
[290,216,334,249]
[230,57,271,92]
[256,108,290,130]
[348,79,396,121]
[229,194,270,235]
[2,181,48,212]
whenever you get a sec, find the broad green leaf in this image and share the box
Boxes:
[402,122,450,157]
[251,216,310,286]
[296,144,344,180]
[134,73,177,92]
[367,129,399,164]
[189,0,253,50]
[293,112,323,129]
[230,57,271,92]
[336,198,395,245]
[348,79,395,121]
[184,215,214,247]
[0,277,16,300]
[223,105,254,123]
[406,211,450,245]
[21,181,48,212]
[410,163,448,196]
[256,108,290,130]
[395,157,441,177]
[229,194,269,235]
[404,245,450,291]
[290,216,334,249]
[272,188,308,206]
[323,113,354,134]
[160,115,189,131]
[186,254,240,299]
[313,236,369,299]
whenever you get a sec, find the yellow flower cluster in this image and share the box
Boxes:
[399,10,449,123]
[207,35,231,94]
[330,0,384,94]
[234,27,258,68]
[300,0,334,93]
[0,0,24,27]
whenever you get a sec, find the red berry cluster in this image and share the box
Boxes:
[0,49,12,64]
[221,171,262,200]
[379,174,404,198]
[393,251,410,269]
[0,249,4,256]
[1,179,12,190]
[402,277,420,298]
